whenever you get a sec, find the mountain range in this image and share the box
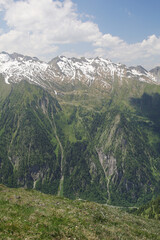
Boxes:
[0,51,160,206]
[0,51,159,88]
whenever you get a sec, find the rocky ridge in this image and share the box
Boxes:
[0,52,159,91]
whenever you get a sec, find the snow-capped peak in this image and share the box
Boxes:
[0,52,48,86]
[0,52,158,90]
[49,55,157,85]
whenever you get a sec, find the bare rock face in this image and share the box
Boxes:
[97,149,117,179]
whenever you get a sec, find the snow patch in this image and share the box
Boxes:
[0,52,158,88]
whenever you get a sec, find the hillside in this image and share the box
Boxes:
[0,53,160,206]
[0,184,160,240]
[136,196,160,220]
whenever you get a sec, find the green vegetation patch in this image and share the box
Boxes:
[0,185,160,239]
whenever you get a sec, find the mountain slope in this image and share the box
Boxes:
[0,80,108,203]
[136,195,160,220]
[0,53,160,206]
[0,80,62,193]
[1,184,160,240]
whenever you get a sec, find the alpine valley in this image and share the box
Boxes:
[1,51,160,207]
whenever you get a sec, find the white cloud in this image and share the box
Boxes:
[93,35,160,68]
[94,34,124,48]
[0,0,160,68]
[0,0,13,10]
[0,0,101,58]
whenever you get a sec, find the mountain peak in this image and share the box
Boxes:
[0,51,41,62]
[0,51,48,85]
[0,52,158,87]
[129,65,148,75]
[150,66,160,82]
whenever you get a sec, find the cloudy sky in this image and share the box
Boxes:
[0,0,160,69]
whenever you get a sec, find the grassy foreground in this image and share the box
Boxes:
[0,185,160,240]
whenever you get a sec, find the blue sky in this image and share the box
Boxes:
[0,0,160,69]
[73,0,160,43]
